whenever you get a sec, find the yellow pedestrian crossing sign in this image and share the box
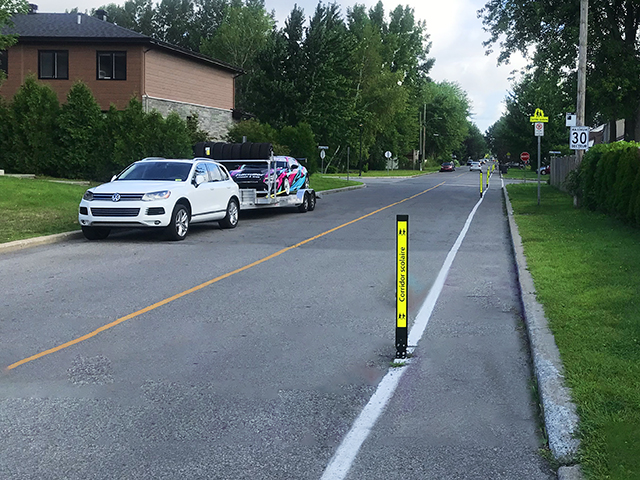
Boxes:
[530,108,549,123]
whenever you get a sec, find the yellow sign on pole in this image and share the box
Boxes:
[529,108,549,123]
[396,214,408,358]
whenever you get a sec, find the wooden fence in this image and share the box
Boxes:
[550,155,580,192]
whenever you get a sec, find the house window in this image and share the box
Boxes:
[0,50,7,76]
[97,52,126,80]
[39,50,68,79]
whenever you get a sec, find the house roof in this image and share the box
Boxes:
[4,13,243,75]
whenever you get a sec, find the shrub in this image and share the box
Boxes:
[10,76,60,175]
[57,81,104,179]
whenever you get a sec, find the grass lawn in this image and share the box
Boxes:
[0,176,93,243]
[0,174,362,244]
[501,168,545,180]
[309,174,363,191]
[507,183,640,479]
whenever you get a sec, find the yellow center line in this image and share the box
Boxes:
[5,182,445,371]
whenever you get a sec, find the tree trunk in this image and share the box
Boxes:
[635,102,640,142]
[625,111,637,141]
[608,119,617,143]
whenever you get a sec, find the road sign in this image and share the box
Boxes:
[520,152,530,162]
[534,122,544,136]
[570,126,590,150]
[530,108,549,123]
[396,215,408,359]
[566,113,576,127]
[385,151,392,159]
[320,150,326,159]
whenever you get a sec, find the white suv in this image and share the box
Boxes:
[78,158,240,241]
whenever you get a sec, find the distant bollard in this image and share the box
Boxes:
[480,171,483,197]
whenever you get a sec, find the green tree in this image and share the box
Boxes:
[457,122,488,162]
[276,122,317,172]
[200,0,274,110]
[421,81,470,161]
[154,0,199,51]
[478,0,640,141]
[0,96,15,171]
[58,81,104,179]
[97,0,155,37]
[186,112,210,145]
[10,76,60,175]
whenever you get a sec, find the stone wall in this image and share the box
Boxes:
[143,96,234,141]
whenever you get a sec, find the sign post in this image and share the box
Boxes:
[319,145,328,174]
[530,109,549,206]
[396,215,408,359]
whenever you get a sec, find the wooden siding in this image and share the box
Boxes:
[0,43,143,110]
[144,49,235,110]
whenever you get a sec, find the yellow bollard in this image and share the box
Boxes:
[480,171,483,197]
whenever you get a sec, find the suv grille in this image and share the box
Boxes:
[91,208,140,217]
[93,193,144,201]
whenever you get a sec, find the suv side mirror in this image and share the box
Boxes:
[194,174,206,186]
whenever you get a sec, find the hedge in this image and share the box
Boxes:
[0,77,198,181]
[576,141,640,226]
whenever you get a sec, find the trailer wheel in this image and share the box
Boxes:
[308,191,316,211]
[298,192,310,213]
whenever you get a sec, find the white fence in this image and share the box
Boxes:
[550,155,580,192]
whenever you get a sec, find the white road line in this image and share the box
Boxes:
[320,188,488,480]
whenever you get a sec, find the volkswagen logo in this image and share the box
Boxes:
[112,193,121,202]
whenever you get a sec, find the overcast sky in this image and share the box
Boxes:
[36,0,527,133]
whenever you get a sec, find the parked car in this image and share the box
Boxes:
[469,162,482,172]
[538,165,551,175]
[78,158,240,241]
[230,156,309,195]
[440,162,456,172]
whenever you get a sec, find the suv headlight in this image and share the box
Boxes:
[83,190,94,201]
[142,190,171,201]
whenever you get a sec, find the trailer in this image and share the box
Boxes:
[194,141,317,213]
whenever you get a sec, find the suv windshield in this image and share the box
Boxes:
[118,162,192,181]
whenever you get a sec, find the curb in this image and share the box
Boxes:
[502,184,582,474]
[0,230,83,254]
[316,183,366,196]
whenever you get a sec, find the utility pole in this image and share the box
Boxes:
[576,0,588,164]
[358,123,363,176]
[422,104,427,165]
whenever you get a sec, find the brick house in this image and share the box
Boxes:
[0,8,243,139]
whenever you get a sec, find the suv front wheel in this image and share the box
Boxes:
[165,203,190,240]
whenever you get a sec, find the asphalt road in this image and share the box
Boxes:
[0,168,554,479]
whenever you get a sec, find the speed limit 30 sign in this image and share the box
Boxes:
[570,126,590,150]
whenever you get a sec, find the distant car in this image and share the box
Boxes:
[78,158,240,241]
[469,162,482,172]
[466,159,474,166]
[230,156,309,195]
[538,165,551,175]
[440,162,455,172]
